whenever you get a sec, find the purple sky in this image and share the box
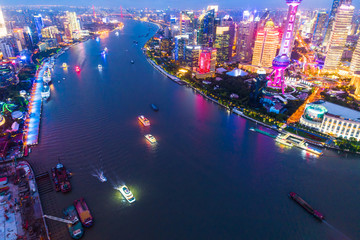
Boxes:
[1,0,359,10]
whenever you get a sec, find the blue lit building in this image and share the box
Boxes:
[34,14,44,41]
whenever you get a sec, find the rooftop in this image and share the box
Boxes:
[313,101,360,122]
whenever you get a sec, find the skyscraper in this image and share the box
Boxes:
[350,31,360,72]
[214,26,231,63]
[185,45,201,70]
[251,20,279,68]
[236,21,256,63]
[0,6,7,37]
[266,0,302,94]
[312,11,328,44]
[65,11,81,39]
[174,35,189,63]
[33,14,44,41]
[197,9,215,47]
[323,0,352,46]
[324,4,354,70]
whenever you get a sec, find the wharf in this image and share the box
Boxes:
[24,62,48,146]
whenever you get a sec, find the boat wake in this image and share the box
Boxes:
[323,221,351,240]
[92,169,107,183]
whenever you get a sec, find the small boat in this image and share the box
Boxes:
[289,192,325,221]
[151,104,159,111]
[75,66,81,72]
[138,115,150,126]
[51,163,71,193]
[145,134,156,144]
[115,32,119,36]
[64,205,84,239]
[43,70,51,84]
[74,198,94,227]
[104,47,108,52]
[130,60,134,64]
[117,185,135,203]
[98,64,103,70]
[41,84,51,100]
[62,63,68,68]
[99,172,107,182]
[249,127,255,132]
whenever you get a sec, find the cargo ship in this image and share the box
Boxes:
[51,163,71,193]
[145,134,156,144]
[289,192,325,221]
[138,115,150,126]
[64,205,84,239]
[117,185,136,203]
[74,198,94,227]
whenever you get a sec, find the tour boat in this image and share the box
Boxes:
[74,198,94,227]
[75,66,81,72]
[98,64,103,70]
[51,163,71,193]
[62,63,68,68]
[138,115,150,126]
[64,205,84,239]
[151,104,159,111]
[43,70,51,84]
[41,84,51,100]
[117,185,136,203]
[145,134,156,144]
[289,192,325,221]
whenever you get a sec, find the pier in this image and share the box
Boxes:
[24,63,48,146]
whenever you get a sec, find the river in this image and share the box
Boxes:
[28,20,360,240]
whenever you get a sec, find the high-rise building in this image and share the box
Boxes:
[0,39,14,59]
[350,36,360,72]
[179,11,194,37]
[198,49,211,73]
[251,20,280,68]
[324,5,354,70]
[13,28,25,47]
[185,45,201,70]
[23,26,34,50]
[65,11,81,39]
[0,6,7,37]
[323,0,352,46]
[34,14,44,40]
[196,48,216,78]
[236,21,256,63]
[214,26,231,63]
[312,11,328,44]
[174,35,189,62]
[267,0,302,94]
[197,9,216,47]
[41,26,59,39]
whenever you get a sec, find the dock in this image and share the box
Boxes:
[24,62,48,146]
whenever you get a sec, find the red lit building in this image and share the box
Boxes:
[199,51,211,73]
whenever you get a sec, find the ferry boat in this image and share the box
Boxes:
[41,84,51,100]
[62,63,68,68]
[117,185,136,203]
[64,205,84,239]
[51,163,71,193]
[145,134,156,144]
[43,70,51,84]
[138,115,150,126]
[74,198,94,227]
[98,64,103,70]
[298,142,323,156]
[289,192,325,221]
[151,104,159,111]
[275,137,293,147]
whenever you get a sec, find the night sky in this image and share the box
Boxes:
[1,0,359,10]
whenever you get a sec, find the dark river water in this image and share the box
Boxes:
[28,20,360,240]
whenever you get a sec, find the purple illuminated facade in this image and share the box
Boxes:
[267,0,302,94]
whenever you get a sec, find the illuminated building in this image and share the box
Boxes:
[160,38,172,56]
[34,14,44,40]
[312,11,328,44]
[236,21,256,63]
[65,11,81,39]
[41,26,59,39]
[196,48,216,78]
[267,0,302,94]
[323,0,352,46]
[214,26,230,63]
[185,45,201,71]
[179,11,194,40]
[174,35,189,63]
[324,5,354,70]
[300,101,360,141]
[251,20,279,68]
[197,9,216,47]
[350,73,360,98]
[23,26,34,50]
[0,39,14,58]
[13,28,25,47]
[0,6,7,37]
[221,15,236,60]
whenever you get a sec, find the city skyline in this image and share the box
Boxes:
[1,0,360,10]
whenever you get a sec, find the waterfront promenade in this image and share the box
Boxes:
[24,63,48,146]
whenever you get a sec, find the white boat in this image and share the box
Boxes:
[275,137,293,147]
[145,134,156,144]
[98,64,103,70]
[43,70,51,84]
[249,128,255,132]
[117,185,135,203]
[41,84,50,100]
[138,115,150,126]
[104,47,108,52]
[115,32,119,36]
